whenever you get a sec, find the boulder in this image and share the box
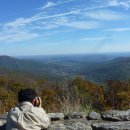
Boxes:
[101,110,130,121]
[88,112,101,120]
[0,114,7,120]
[48,122,92,130]
[0,119,6,130]
[65,112,86,119]
[48,124,66,130]
[48,113,64,121]
[66,122,92,130]
[92,121,130,130]
[2,111,130,130]
[125,109,130,120]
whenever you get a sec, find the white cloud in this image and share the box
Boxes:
[81,37,109,41]
[105,27,130,32]
[81,35,119,42]
[38,0,75,11]
[3,18,33,30]
[85,9,127,21]
[108,0,130,9]
[0,31,38,43]
[120,1,130,9]
[108,0,119,6]
[57,21,101,29]
[93,0,130,9]
[39,2,56,10]
[0,18,39,42]
[0,0,130,43]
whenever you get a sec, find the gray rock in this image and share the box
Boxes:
[48,113,64,121]
[65,112,86,119]
[48,124,66,130]
[66,122,92,130]
[92,121,130,130]
[101,110,128,121]
[0,119,6,130]
[0,114,7,120]
[125,109,130,120]
[2,111,130,130]
[88,112,101,120]
[0,120,6,126]
[48,122,92,130]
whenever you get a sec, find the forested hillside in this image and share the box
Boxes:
[0,54,130,113]
[1,54,130,82]
[0,75,130,114]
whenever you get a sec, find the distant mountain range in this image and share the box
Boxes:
[0,53,130,82]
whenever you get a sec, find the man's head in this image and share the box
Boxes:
[18,88,38,103]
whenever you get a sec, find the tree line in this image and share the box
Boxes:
[0,75,130,114]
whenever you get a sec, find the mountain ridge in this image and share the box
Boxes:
[0,55,130,82]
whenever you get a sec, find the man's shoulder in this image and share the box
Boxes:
[7,102,46,117]
[8,107,20,113]
[30,107,46,115]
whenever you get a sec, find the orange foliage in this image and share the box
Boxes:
[41,88,60,112]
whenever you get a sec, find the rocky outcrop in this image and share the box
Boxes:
[92,121,130,130]
[48,122,92,130]
[48,113,64,121]
[101,109,130,121]
[88,111,101,120]
[0,114,6,130]
[1,110,130,130]
[65,112,86,119]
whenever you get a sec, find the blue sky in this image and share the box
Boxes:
[0,0,130,56]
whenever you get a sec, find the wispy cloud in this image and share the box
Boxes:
[0,18,39,43]
[38,0,75,11]
[108,0,120,6]
[93,0,130,9]
[0,29,38,43]
[81,37,109,41]
[108,0,130,9]
[57,21,102,29]
[0,10,101,43]
[81,35,119,41]
[105,27,130,32]
[85,9,127,21]
[120,1,130,9]
[0,0,129,43]
[39,2,55,10]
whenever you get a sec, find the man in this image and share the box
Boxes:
[6,88,50,130]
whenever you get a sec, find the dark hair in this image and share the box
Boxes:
[18,88,38,103]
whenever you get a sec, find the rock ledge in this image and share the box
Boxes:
[1,110,130,130]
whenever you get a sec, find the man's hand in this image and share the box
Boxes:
[33,97,42,107]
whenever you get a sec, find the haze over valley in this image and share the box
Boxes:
[0,52,130,83]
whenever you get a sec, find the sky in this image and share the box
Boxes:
[0,0,130,56]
